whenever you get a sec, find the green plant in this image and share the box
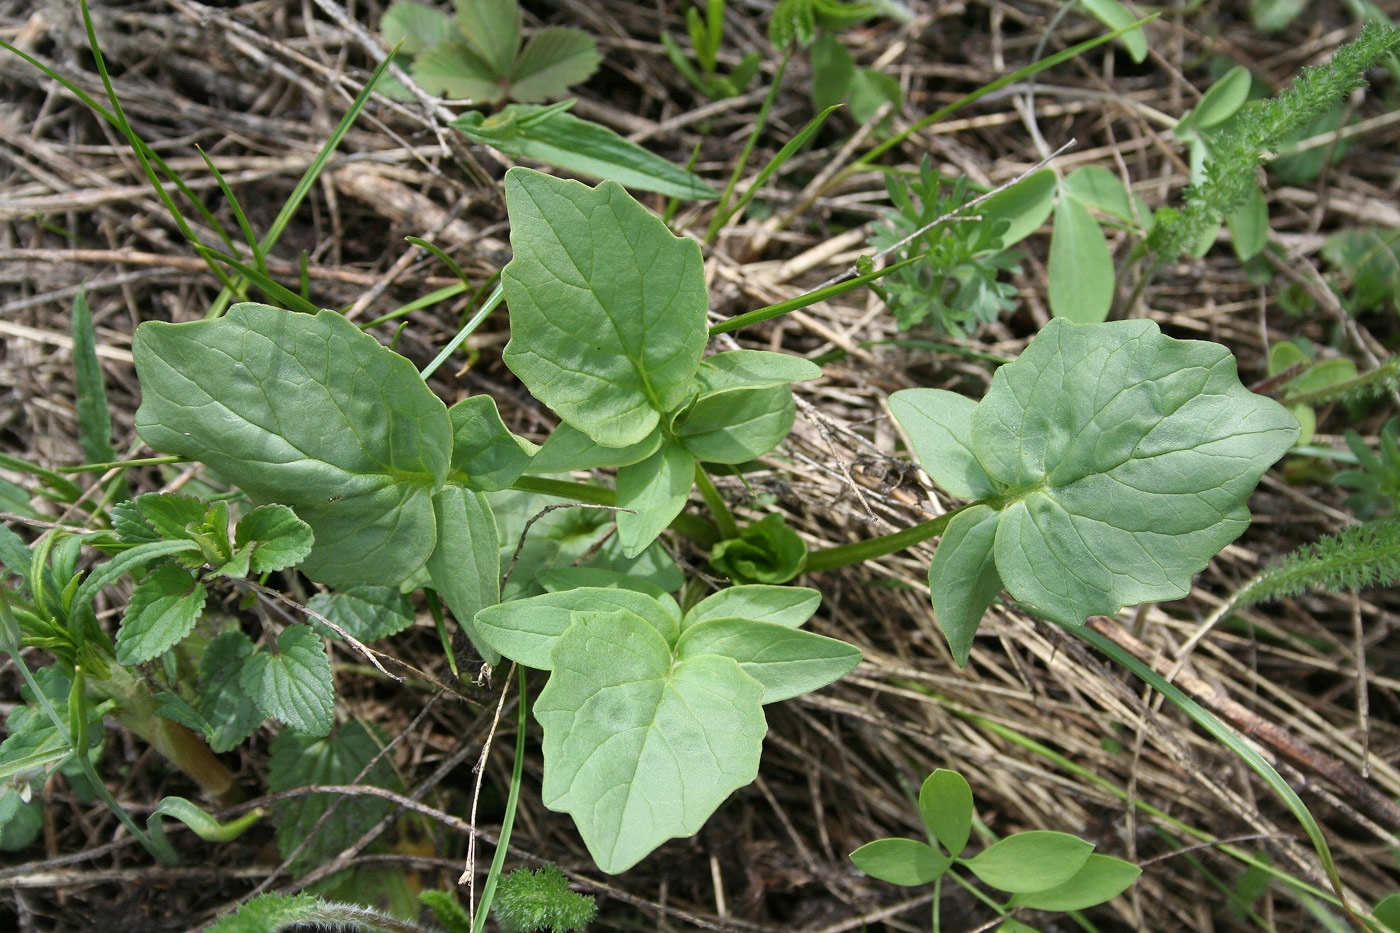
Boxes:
[851,769,1140,926]
[810,32,901,131]
[710,513,808,584]
[888,318,1299,663]
[662,0,762,101]
[383,0,599,105]
[1335,420,1400,518]
[492,864,597,933]
[1321,226,1400,316]
[768,0,898,49]
[207,892,439,933]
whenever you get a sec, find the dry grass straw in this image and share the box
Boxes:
[2,0,1399,930]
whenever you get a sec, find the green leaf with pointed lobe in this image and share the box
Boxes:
[502,169,709,447]
[681,585,821,632]
[133,304,452,586]
[535,610,766,873]
[889,389,997,500]
[970,318,1299,626]
[116,562,207,665]
[425,485,501,663]
[239,625,335,736]
[675,617,859,703]
[928,504,1002,665]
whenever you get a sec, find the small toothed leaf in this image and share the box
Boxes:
[116,562,207,665]
[234,504,314,574]
[239,625,335,736]
[199,630,264,753]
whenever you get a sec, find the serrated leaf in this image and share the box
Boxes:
[1048,195,1114,323]
[110,500,159,544]
[307,586,415,643]
[695,351,822,394]
[510,27,601,102]
[889,389,997,500]
[475,586,680,669]
[135,493,210,541]
[240,625,334,736]
[681,585,821,632]
[199,630,263,753]
[502,169,709,448]
[965,831,1095,893]
[133,305,452,586]
[536,611,766,873]
[413,40,504,101]
[676,617,859,703]
[425,485,501,663]
[455,0,519,77]
[267,722,395,874]
[919,769,973,856]
[849,837,949,886]
[675,385,795,464]
[455,110,717,201]
[446,395,536,491]
[929,504,1002,665]
[234,504,314,574]
[1009,853,1141,910]
[115,562,207,665]
[1079,0,1147,63]
[531,422,663,473]
[380,2,454,55]
[970,318,1299,626]
[615,441,696,559]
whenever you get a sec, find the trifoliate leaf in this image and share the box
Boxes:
[413,41,504,101]
[510,27,601,102]
[115,562,207,665]
[380,1,454,55]
[239,625,335,736]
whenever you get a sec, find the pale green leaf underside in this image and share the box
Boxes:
[475,586,680,669]
[681,584,821,632]
[503,169,709,448]
[889,389,996,500]
[970,318,1299,625]
[675,617,860,703]
[239,625,335,736]
[132,304,451,586]
[531,422,662,473]
[116,562,207,665]
[536,612,766,873]
[1048,196,1114,323]
[695,350,823,394]
[616,442,696,558]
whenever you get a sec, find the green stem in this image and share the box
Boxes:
[57,456,186,474]
[473,665,528,933]
[708,255,921,337]
[694,465,739,539]
[508,476,719,547]
[803,505,971,573]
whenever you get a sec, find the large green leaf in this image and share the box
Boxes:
[535,611,766,873]
[615,441,696,558]
[675,385,795,464]
[675,617,859,702]
[425,485,501,663]
[969,318,1299,625]
[502,168,709,448]
[510,27,601,102]
[456,110,717,201]
[133,304,451,586]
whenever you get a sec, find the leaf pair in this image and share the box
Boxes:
[383,0,599,105]
[890,318,1299,663]
[503,168,821,557]
[851,769,1141,912]
[475,577,860,872]
[132,303,531,660]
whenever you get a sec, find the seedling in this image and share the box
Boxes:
[662,0,762,101]
[1336,418,1400,519]
[383,0,599,105]
[810,33,901,131]
[852,769,1140,927]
